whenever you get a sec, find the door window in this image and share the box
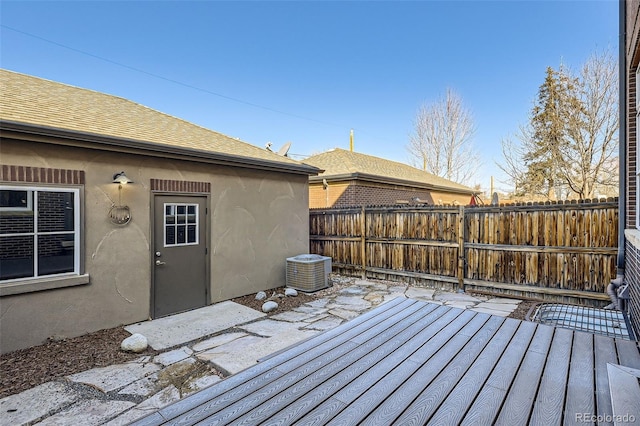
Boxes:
[164,203,198,246]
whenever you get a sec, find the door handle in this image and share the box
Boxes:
[155,260,166,266]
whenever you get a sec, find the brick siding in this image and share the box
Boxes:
[0,165,85,184]
[150,179,210,193]
[310,181,438,208]
[624,0,640,337]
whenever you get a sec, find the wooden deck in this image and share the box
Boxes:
[131,298,640,426]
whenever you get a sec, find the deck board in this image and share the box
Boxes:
[494,325,555,425]
[130,299,640,426]
[460,320,537,426]
[564,331,595,426]
[594,334,618,426]
[530,327,573,426]
[427,318,520,425]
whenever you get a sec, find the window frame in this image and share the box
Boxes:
[0,184,81,283]
[163,202,200,247]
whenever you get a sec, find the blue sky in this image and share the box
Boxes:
[1,1,619,194]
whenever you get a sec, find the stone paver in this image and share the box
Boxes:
[0,382,80,426]
[303,316,344,331]
[270,310,317,322]
[67,360,160,393]
[470,307,512,317]
[191,332,248,352]
[37,400,135,426]
[9,277,526,426]
[475,301,520,313]
[203,329,318,374]
[405,287,436,300]
[435,292,482,304]
[125,301,266,350]
[153,346,193,366]
[239,319,309,337]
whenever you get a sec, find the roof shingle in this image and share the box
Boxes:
[303,148,475,193]
[0,69,315,172]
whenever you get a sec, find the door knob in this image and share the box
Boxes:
[155,260,166,266]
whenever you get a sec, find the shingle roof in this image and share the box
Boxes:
[0,69,317,174]
[303,148,475,193]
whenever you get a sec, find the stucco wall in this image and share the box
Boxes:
[0,140,310,353]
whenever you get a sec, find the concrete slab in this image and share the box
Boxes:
[124,301,266,350]
[0,381,80,426]
[192,332,248,352]
[36,399,135,426]
[153,346,193,366]
[406,287,436,300]
[67,360,160,393]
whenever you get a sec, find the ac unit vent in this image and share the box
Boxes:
[286,254,332,292]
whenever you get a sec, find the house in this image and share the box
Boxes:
[303,148,478,208]
[622,0,640,338]
[0,69,320,353]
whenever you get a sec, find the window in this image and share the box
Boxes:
[164,203,198,246]
[0,186,80,281]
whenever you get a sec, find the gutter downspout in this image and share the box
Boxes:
[618,0,627,272]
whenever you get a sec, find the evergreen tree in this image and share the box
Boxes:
[520,66,583,199]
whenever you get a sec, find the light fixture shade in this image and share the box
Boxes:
[113,171,133,184]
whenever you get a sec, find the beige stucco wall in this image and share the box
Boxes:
[0,140,310,353]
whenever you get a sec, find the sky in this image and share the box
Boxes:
[1,0,619,195]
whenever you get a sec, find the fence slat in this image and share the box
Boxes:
[309,199,618,304]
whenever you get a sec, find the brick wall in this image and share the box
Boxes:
[628,68,637,228]
[626,239,640,337]
[0,166,81,261]
[624,0,640,337]
[310,180,472,208]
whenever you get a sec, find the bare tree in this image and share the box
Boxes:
[498,50,619,200]
[407,88,480,185]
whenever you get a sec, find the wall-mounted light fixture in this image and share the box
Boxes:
[112,171,133,186]
[109,171,133,225]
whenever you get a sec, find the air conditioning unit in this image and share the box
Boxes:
[286,254,332,292]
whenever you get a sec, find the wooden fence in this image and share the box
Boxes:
[309,199,619,305]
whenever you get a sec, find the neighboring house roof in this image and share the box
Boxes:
[0,69,319,176]
[304,148,476,194]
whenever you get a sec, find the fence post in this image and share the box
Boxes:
[457,205,465,291]
[361,205,366,279]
